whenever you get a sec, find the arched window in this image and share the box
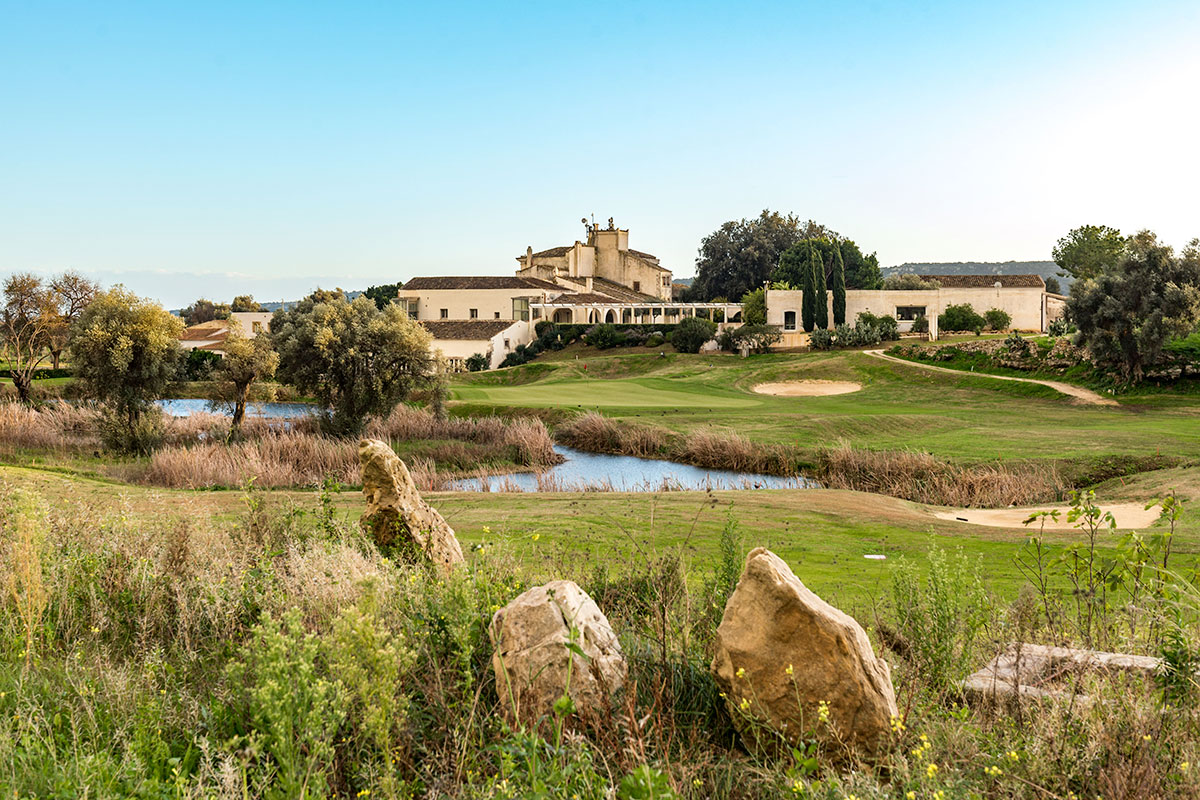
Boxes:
[784,311,797,331]
[604,310,616,324]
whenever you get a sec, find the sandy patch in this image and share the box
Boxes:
[934,502,1159,530]
[753,380,862,397]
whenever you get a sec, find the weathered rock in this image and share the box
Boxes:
[490,580,626,724]
[961,643,1161,711]
[358,438,464,573]
[712,547,897,759]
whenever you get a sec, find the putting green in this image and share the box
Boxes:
[452,377,760,409]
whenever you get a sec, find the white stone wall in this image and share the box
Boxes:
[766,287,1048,333]
[394,288,550,322]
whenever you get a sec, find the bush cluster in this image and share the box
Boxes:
[939,303,986,334]
[809,313,898,350]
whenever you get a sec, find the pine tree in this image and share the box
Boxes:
[814,243,829,330]
[801,242,816,332]
[831,240,847,326]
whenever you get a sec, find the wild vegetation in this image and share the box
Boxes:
[1,465,1197,798]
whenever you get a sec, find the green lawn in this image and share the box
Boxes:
[453,348,1200,462]
[5,464,1192,609]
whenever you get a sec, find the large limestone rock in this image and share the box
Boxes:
[712,547,897,759]
[358,438,464,573]
[490,580,626,724]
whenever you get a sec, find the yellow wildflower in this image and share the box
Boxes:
[785,663,794,676]
[736,667,746,679]
[926,762,938,779]
[818,700,831,724]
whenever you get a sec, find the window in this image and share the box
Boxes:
[251,321,263,334]
[532,307,542,319]
[494,311,500,319]
[783,311,797,331]
[895,306,926,321]
[402,299,418,320]
[440,308,448,319]
[469,308,478,319]
[503,338,511,350]
[633,281,641,293]
[512,298,530,321]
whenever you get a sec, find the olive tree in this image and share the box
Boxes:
[670,316,717,353]
[69,287,183,452]
[271,290,433,435]
[1069,233,1200,383]
[210,327,279,438]
[1,273,60,404]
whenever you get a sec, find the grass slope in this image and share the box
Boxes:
[453,348,1200,462]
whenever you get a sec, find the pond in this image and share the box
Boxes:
[450,445,818,493]
[157,398,315,419]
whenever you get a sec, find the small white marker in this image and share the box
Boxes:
[864,554,886,560]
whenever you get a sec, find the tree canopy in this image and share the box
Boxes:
[1,273,59,404]
[271,289,433,435]
[69,287,183,449]
[182,298,231,326]
[1068,232,1200,383]
[231,294,265,312]
[364,283,402,310]
[1053,225,1127,281]
[211,328,279,437]
[689,211,837,301]
[772,237,881,293]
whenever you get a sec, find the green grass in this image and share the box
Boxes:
[5,463,1194,608]
[451,347,1200,462]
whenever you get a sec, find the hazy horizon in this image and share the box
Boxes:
[4,1,1199,308]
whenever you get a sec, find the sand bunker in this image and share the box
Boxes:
[753,380,862,397]
[934,502,1159,530]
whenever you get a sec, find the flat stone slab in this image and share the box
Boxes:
[961,643,1160,709]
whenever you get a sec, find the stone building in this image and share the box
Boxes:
[766,274,1052,347]
[515,218,673,301]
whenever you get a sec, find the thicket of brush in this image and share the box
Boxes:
[1,484,1197,798]
[0,401,561,489]
[555,412,1065,506]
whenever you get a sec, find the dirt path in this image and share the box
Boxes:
[864,350,1119,406]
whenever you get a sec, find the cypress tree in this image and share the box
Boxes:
[814,243,829,330]
[801,241,816,332]
[831,240,847,325]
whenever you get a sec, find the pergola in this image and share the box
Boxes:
[531,301,744,326]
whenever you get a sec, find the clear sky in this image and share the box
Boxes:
[3,0,1198,308]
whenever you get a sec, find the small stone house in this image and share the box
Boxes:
[418,319,527,371]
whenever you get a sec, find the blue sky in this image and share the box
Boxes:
[2,1,1198,307]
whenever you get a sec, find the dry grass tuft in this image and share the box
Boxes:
[815,443,1064,507]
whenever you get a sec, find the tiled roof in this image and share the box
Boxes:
[918,274,1045,288]
[401,276,560,291]
[628,248,658,261]
[420,320,519,340]
[591,277,660,302]
[530,246,572,258]
[180,322,229,342]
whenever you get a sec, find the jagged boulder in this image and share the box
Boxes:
[490,580,626,724]
[712,547,897,760]
[358,438,464,573]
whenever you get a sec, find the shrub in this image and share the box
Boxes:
[892,545,991,690]
[670,317,717,353]
[585,324,623,349]
[1048,317,1075,337]
[99,405,165,455]
[984,307,1012,331]
[808,328,834,350]
[721,324,781,354]
[645,333,665,348]
[465,352,488,372]
[857,311,899,341]
[181,348,222,381]
[911,314,929,333]
[940,303,985,334]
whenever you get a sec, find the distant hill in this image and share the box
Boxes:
[884,261,1069,293]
